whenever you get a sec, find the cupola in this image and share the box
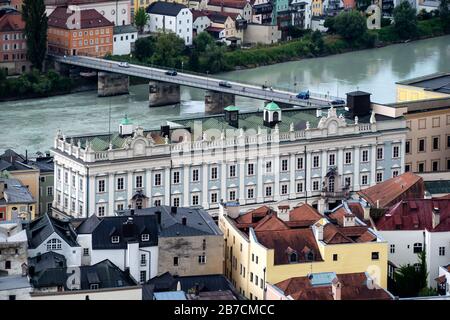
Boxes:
[224,105,239,128]
[119,114,135,136]
[263,101,281,127]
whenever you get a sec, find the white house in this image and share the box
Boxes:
[75,214,159,283]
[145,2,193,45]
[26,213,82,267]
[375,198,450,288]
[436,264,450,296]
[192,10,211,35]
[113,25,138,55]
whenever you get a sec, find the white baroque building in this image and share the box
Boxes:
[51,93,407,219]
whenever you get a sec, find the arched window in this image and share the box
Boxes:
[289,252,298,263]
[328,176,335,192]
[306,251,314,261]
[413,243,423,253]
[46,238,62,251]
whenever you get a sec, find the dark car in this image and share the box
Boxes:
[219,81,232,88]
[166,70,178,76]
[296,90,310,99]
[330,99,346,106]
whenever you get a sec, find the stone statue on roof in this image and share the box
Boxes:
[370,110,376,124]
[354,116,359,125]
[290,122,294,132]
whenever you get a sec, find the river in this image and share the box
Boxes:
[1,35,449,155]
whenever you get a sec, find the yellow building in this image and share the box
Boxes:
[396,73,450,102]
[311,0,324,16]
[218,202,388,300]
[0,178,36,221]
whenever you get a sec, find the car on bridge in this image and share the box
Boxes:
[330,99,346,106]
[166,70,178,76]
[296,90,310,99]
[118,62,129,68]
[219,81,232,88]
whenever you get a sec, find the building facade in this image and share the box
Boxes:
[0,222,27,276]
[396,73,450,103]
[0,178,36,221]
[113,24,138,55]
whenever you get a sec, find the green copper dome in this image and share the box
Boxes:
[121,114,132,125]
[265,101,280,111]
[224,105,239,112]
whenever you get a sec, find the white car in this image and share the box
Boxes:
[118,62,129,68]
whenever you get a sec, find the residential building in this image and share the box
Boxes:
[311,0,324,16]
[290,0,312,30]
[145,2,193,45]
[374,198,450,288]
[113,24,138,55]
[51,91,408,219]
[202,10,245,44]
[26,213,81,267]
[192,9,211,34]
[45,0,131,26]
[357,172,424,209]
[266,272,394,300]
[396,73,450,102]
[0,222,27,275]
[373,97,450,173]
[145,272,241,300]
[206,0,253,22]
[47,7,114,57]
[219,202,388,300]
[436,264,450,296]
[243,23,281,44]
[417,0,440,12]
[251,0,273,25]
[75,213,159,283]
[29,154,55,216]
[0,178,36,221]
[118,206,224,277]
[0,275,32,300]
[0,10,30,75]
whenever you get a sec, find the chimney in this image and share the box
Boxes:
[171,206,177,214]
[376,199,380,209]
[316,109,322,117]
[155,210,162,225]
[331,278,341,300]
[346,91,371,117]
[182,216,187,226]
[313,222,323,241]
[363,206,370,220]
[432,207,440,229]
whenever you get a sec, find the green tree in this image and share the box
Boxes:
[311,30,324,53]
[134,7,148,33]
[439,0,450,33]
[134,37,155,61]
[324,16,337,33]
[202,44,228,73]
[393,248,428,297]
[333,10,368,43]
[393,1,418,39]
[151,32,185,68]
[22,0,48,71]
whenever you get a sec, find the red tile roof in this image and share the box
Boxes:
[0,12,24,32]
[275,272,393,300]
[375,199,450,232]
[208,0,248,9]
[358,172,424,208]
[288,203,322,226]
[48,7,113,29]
[253,214,289,232]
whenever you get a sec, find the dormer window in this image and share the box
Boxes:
[289,252,298,263]
[111,236,120,243]
[141,234,150,242]
[306,251,315,261]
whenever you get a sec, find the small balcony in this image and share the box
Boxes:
[320,187,350,199]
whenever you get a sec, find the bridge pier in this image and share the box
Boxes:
[98,71,129,97]
[149,81,180,107]
[205,91,235,114]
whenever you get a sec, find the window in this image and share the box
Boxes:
[432,160,439,172]
[173,197,180,207]
[328,154,336,166]
[281,159,288,171]
[198,255,206,264]
[418,118,426,129]
[345,152,352,164]
[211,167,218,180]
[333,254,338,261]
[98,180,105,193]
[376,172,383,183]
[297,157,304,170]
[210,192,218,203]
[136,175,143,188]
[47,238,62,250]
[447,135,450,148]
[72,175,76,187]
[265,161,272,173]
[47,186,53,196]
[64,172,68,184]
[413,243,423,253]
[173,257,179,266]
[117,177,124,190]
[79,178,83,191]
[98,206,105,217]
[154,173,161,186]
[418,138,426,152]
[229,190,236,201]
[312,155,320,168]
[140,271,146,283]
[312,180,319,191]
[57,168,61,181]
[142,234,150,242]
[281,184,288,195]
[173,171,180,184]
[390,244,395,254]
[377,147,383,160]
[247,163,254,175]
[192,169,199,182]
[192,194,199,206]
[418,162,425,173]
[393,145,399,158]
[405,140,411,154]
[260,278,263,289]
[392,170,399,177]
[256,256,259,264]
[265,186,272,196]
[250,272,253,282]
[439,247,445,256]
[5,260,11,269]
[362,150,368,162]
[297,182,303,193]
[371,252,379,260]
[229,165,236,178]
[432,136,440,151]
[202,239,206,250]
[361,175,368,186]
[405,164,411,172]
[247,188,254,199]
[83,248,89,256]
[141,254,147,266]
[111,236,120,243]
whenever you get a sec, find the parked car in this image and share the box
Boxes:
[166,70,178,76]
[118,61,129,68]
[219,81,232,88]
[296,90,310,99]
[330,99,346,106]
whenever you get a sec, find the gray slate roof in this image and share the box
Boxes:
[0,178,35,204]
[146,2,187,16]
[114,24,138,35]
[28,251,67,273]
